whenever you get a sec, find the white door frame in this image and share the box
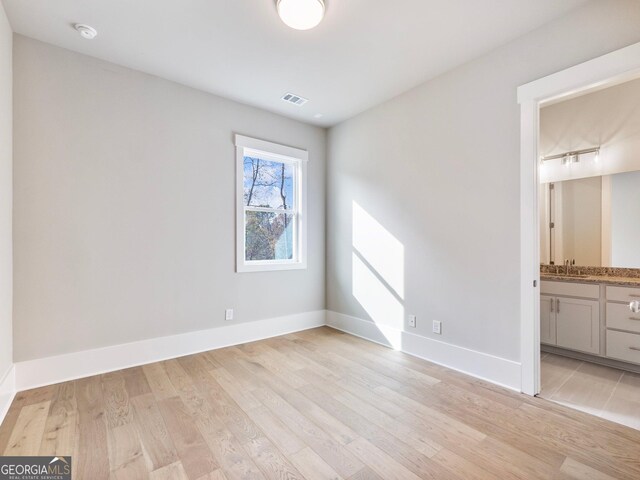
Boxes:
[518,42,640,396]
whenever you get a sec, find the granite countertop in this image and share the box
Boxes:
[540,273,640,287]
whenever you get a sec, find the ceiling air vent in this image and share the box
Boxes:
[282,93,308,106]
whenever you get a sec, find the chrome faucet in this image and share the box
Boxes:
[565,259,570,275]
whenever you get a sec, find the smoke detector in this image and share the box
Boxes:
[282,93,308,106]
[74,24,98,40]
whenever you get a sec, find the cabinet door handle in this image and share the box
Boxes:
[630,294,640,298]
[550,298,554,313]
[629,346,640,352]
[556,298,560,313]
[629,317,640,322]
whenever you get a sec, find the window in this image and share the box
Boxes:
[235,134,307,272]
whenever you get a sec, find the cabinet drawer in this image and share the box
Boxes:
[607,285,640,303]
[607,302,640,334]
[541,281,599,299]
[607,330,640,365]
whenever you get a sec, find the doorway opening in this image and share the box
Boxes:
[519,42,640,431]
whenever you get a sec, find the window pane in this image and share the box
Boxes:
[243,156,295,209]
[245,211,295,261]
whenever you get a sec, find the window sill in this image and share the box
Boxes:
[236,261,307,273]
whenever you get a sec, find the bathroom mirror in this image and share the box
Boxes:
[540,169,640,268]
[539,75,640,269]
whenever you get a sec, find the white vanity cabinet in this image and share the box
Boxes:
[540,281,600,355]
[541,280,640,368]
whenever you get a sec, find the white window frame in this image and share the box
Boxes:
[235,134,308,273]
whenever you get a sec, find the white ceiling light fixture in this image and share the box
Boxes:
[277,0,325,31]
[74,23,97,39]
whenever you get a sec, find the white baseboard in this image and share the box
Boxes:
[326,311,522,391]
[7,309,521,404]
[0,365,16,426]
[15,310,326,391]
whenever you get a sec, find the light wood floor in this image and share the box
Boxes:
[2,328,640,480]
[540,352,640,431]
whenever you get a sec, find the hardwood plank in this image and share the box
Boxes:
[333,389,441,457]
[297,384,456,479]
[374,385,486,444]
[239,358,359,446]
[245,406,305,456]
[194,408,266,480]
[39,381,77,457]
[347,467,384,480]
[75,376,110,480]
[149,461,189,480]
[3,400,50,455]
[560,457,618,480]
[240,434,305,480]
[103,373,134,428]
[157,396,218,479]
[431,448,502,480]
[290,447,343,480]
[143,363,178,400]
[198,470,229,480]
[209,367,261,411]
[0,399,24,453]
[130,393,179,472]
[12,384,58,407]
[107,423,148,480]
[121,367,152,398]
[163,359,197,395]
[252,386,364,478]
[346,437,423,480]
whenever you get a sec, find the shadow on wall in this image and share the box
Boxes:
[351,201,405,349]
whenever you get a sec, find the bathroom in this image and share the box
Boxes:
[538,76,640,429]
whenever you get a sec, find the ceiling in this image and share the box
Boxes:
[3,0,587,127]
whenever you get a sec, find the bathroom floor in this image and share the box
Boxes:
[540,352,640,430]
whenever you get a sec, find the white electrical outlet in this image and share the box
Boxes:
[408,315,417,328]
[432,320,442,335]
[225,309,234,321]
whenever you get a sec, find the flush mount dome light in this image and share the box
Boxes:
[277,0,325,30]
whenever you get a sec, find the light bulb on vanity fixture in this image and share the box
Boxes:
[277,0,325,30]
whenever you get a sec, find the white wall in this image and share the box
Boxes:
[0,3,12,381]
[327,0,640,363]
[13,36,326,362]
[611,170,640,268]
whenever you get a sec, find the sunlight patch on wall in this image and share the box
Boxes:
[352,201,404,298]
[352,252,404,333]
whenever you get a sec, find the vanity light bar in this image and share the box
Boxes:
[540,147,600,163]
